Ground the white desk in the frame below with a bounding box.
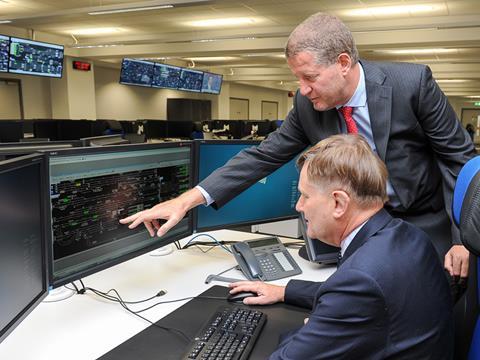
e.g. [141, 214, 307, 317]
[0, 230, 336, 360]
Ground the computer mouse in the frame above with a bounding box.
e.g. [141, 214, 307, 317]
[227, 291, 258, 303]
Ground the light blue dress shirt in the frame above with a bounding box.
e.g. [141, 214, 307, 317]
[337, 63, 400, 207]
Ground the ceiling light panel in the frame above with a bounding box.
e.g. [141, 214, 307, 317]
[374, 48, 459, 55]
[88, 5, 173, 15]
[186, 17, 257, 27]
[344, 4, 443, 17]
[68, 28, 124, 36]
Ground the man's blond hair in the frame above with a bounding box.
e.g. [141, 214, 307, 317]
[297, 134, 388, 208]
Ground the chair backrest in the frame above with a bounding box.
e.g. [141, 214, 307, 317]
[453, 156, 480, 256]
[452, 156, 480, 360]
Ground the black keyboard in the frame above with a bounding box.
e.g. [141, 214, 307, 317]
[183, 306, 266, 360]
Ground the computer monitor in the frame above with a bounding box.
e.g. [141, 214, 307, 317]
[0, 121, 23, 142]
[58, 120, 95, 140]
[0, 141, 83, 161]
[152, 63, 182, 89]
[298, 212, 339, 264]
[178, 68, 203, 92]
[46, 142, 194, 288]
[119, 58, 154, 87]
[142, 120, 168, 139]
[9, 37, 64, 78]
[201, 72, 223, 94]
[194, 140, 300, 231]
[167, 120, 195, 139]
[0, 34, 9, 73]
[33, 119, 60, 141]
[0, 154, 50, 343]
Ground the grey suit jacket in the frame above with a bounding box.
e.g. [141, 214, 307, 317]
[199, 60, 475, 247]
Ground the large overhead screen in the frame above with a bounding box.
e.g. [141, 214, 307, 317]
[9, 37, 64, 78]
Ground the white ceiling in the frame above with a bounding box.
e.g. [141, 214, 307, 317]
[1, 0, 480, 103]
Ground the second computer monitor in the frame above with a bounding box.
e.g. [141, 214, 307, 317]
[194, 140, 300, 231]
[0, 154, 50, 343]
[46, 142, 194, 288]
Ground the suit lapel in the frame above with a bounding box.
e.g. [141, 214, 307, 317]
[340, 209, 392, 265]
[361, 60, 392, 162]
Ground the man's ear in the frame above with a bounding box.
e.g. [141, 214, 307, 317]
[332, 190, 350, 219]
[337, 53, 352, 75]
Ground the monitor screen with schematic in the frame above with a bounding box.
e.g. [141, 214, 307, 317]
[0, 154, 50, 344]
[46, 142, 194, 288]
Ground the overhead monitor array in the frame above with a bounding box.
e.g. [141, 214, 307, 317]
[0, 35, 64, 78]
[119, 58, 223, 94]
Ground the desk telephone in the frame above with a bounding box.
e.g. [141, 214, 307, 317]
[231, 237, 302, 281]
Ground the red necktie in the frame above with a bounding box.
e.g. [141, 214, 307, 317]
[339, 106, 358, 134]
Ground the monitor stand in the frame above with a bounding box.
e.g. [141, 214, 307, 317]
[43, 286, 76, 302]
[149, 244, 174, 256]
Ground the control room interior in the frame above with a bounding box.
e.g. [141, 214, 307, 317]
[1, 1, 480, 360]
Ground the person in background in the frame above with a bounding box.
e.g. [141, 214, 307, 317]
[120, 12, 475, 294]
[231, 134, 453, 359]
[466, 123, 475, 142]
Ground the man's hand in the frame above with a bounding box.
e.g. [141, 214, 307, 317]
[229, 281, 286, 305]
[444, 244, 470, 279]
[119, 188, 205, 237]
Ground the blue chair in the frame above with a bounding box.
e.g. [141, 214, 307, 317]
[452, 156, 480, 359]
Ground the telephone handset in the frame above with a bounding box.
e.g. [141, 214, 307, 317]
[231, 236, 302, 281]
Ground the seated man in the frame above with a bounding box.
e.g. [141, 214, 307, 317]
[230, 134, 453, 359]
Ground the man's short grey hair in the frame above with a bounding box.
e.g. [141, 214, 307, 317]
[285, 12, 359, 65]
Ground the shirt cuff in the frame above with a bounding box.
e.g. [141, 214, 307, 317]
[195, 185, 214, 206]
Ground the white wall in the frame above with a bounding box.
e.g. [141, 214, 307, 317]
[0, 73, 52, 119]
[94, 65, 291, 120]
[229, 83, 290, 120]
[94, 65, 228, 120]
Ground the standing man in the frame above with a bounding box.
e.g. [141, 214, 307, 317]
[121, 12, 475, 284]
[230, 135, 453, 359]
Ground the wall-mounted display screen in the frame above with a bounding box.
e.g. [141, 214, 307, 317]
[152, 63, 182, 89]
[0, 35, 9, 73]
[119, 58, 154, 87]
[9, 37, 64, 78]
[201, 72, 223, 94]
[178, 68, 203, 92]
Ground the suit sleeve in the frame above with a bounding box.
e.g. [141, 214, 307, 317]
[198, 92, 309, 208]
[416, 66, 476, 244]
[269, 269, 388, 360]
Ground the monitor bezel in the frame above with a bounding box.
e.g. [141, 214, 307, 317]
[200, 71, 223, 95]
[45, 141, 195, 288]
[8, 36, 64, 78]
[193, 139, 299, 233]
[0, 34, 10, 73]
[0, 140, 84, 160]
[0, 153, 50, 344]
[119, 58, 155, 88]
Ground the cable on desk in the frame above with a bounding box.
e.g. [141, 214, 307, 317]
[181, 233, 233, 253]
[79, 285, 193, 343]
[133, 295, 227, 314]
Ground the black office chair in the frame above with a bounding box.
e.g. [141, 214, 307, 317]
[452, 156, 480, 359]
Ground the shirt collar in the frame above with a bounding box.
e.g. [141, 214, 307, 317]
[340, 220, 367, 257]
[337, 62, 367, 109]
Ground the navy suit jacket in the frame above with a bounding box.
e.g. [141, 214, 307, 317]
[198, 61, 475, 254]
[268, 209, 453, 360]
